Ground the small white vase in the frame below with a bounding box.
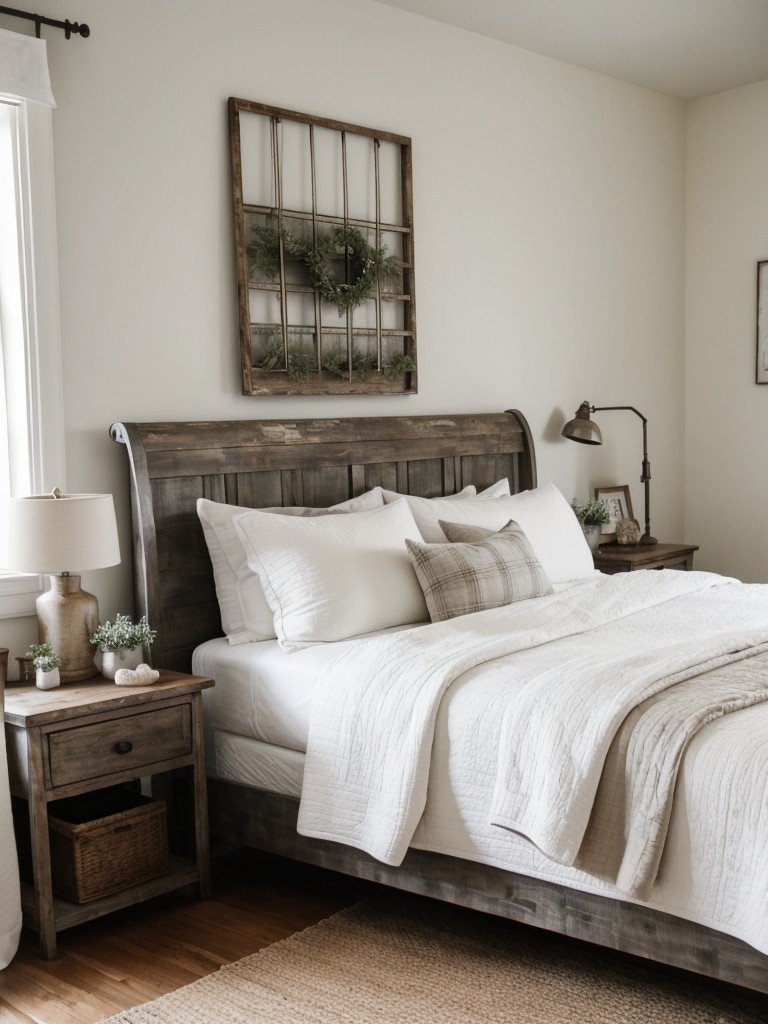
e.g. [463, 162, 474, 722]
[101, 647, 143, 680]
[36, 666, 60, 690]
[582, 523, 601, 551]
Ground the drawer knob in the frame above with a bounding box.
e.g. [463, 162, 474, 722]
[114, 740, 133, 755]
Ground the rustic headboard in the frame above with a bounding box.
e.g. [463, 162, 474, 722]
[110, 411, 536, 672]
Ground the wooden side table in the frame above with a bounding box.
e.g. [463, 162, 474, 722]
[593, 542, 699, 575]
[4, 671, 214, 959]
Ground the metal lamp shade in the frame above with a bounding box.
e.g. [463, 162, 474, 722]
[561, 402, 602, 445]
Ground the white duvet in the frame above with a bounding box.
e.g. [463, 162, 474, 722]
[298, 570, 768, 953]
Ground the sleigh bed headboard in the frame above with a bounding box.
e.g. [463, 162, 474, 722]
[109, 410, 536, 672]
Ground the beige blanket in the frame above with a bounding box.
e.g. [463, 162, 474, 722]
[575, 649, 768, 898]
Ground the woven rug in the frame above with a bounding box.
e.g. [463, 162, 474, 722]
[99, 895, 766, 1023]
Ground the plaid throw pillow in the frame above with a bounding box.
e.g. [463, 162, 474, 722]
[405, 519, 553, 623]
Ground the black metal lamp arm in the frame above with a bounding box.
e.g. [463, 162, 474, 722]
[590, 405, 655, 544]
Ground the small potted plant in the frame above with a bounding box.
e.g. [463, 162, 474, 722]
[89, 613, 157, 680]
[26, 642, 62, 690]
[571, 498, 611, 551]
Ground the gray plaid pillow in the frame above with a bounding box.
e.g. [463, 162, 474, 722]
[405, 519, 553, 623]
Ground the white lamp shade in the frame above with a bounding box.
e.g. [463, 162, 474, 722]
[4, 492, 120, 573]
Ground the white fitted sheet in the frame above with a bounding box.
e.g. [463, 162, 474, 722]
[193, 624, 418, 752]
[193, 636, 321, 751]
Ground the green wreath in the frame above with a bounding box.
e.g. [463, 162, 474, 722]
[304, 226, 399, 315]
[248, 222, 400, 316]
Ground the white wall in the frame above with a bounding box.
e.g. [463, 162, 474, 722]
[686, 80, 768, 582]
[0, 0, 686, 670]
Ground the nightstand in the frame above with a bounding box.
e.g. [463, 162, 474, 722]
[4, 671, 214, 959]
[593, 542, 699, 574]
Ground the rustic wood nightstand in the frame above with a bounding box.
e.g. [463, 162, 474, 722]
[4, 671, 214, 959]
[593, 542, 699, 575]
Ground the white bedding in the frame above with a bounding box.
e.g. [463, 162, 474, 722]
[196, 571, 768, 955]
[194, 623, 414, 752]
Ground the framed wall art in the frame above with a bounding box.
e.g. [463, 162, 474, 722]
[595, 485, 633, 540]
[229, 98, 417, 396]
[757, 260, 768, 384]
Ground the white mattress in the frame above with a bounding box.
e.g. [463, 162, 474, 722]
[194, 636, 323, 752]
[193, 623, 417, 752]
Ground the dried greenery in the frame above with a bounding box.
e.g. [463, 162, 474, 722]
[323, 347, 376, 382]
[89, 613, 156, 653]
[258, 337, 317, 381]
[286, 344, 317, 381]
[248, 221, 401, 315]
[246, 220, 308, 280]
[26, 642, 61, 672]
[384, 352, 416, 380]
[571, 498, 611, 526]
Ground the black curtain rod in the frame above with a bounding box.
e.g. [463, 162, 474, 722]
[0, 4, 89, 38]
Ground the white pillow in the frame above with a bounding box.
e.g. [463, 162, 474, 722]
[233, 500, 428, 652]
[392, 484, 596, 584]
[381, 479, 509, 504]
[197, 488, 385, 644]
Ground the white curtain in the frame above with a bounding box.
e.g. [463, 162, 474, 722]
[0, 27, 55, 970]
[0, 27, 56, 107]
[0, 28, 56, 508]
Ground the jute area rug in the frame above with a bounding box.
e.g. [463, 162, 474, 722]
[99, 895, 766, 1023]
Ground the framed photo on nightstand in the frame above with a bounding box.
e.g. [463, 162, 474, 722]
[595, 485, 633, 541]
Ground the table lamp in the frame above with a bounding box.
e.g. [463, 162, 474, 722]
[4, 489, 120, 681]
[561, 401, 657, 546]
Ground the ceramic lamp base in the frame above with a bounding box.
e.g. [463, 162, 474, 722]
[36, 574, 100, 682]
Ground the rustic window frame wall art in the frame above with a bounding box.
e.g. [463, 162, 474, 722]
[229, 98, 417, 396]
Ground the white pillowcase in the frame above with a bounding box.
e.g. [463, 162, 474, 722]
[197, 488, 385, 645]
[233, 500, 428, 652]
[391, 483, 596, 584]
[381, 478, 510, 504]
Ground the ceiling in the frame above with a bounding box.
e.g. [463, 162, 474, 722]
[374, 0, 768, 100]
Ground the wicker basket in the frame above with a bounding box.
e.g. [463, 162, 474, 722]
[49, 789, 168, 903]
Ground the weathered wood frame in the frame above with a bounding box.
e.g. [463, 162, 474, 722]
[110, 411, 768, 995]
[230, 99, 416, 396]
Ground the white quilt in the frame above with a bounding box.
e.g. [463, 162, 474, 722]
[298, 571, 768, 944]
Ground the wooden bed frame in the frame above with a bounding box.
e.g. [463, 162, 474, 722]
[111, 410, 768, 995]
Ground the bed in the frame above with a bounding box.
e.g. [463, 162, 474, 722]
[111, 410, 768, 994]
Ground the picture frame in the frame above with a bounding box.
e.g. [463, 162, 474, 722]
[757, 260, 768, 384]
[594, 485, 634, 541]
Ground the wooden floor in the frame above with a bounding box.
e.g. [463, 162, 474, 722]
[1, 850, 766, 1024]
[0, 850, 361, 1024]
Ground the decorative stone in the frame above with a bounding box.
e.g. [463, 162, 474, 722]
[114, 663, 160, 687]
[615, 518, 642, 546]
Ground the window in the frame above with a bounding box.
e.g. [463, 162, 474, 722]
[0, 44, 65, 618]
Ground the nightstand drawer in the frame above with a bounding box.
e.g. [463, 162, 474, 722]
[46, 704, 192, 789]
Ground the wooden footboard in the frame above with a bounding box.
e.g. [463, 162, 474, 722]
[208, 777, 768, 995]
